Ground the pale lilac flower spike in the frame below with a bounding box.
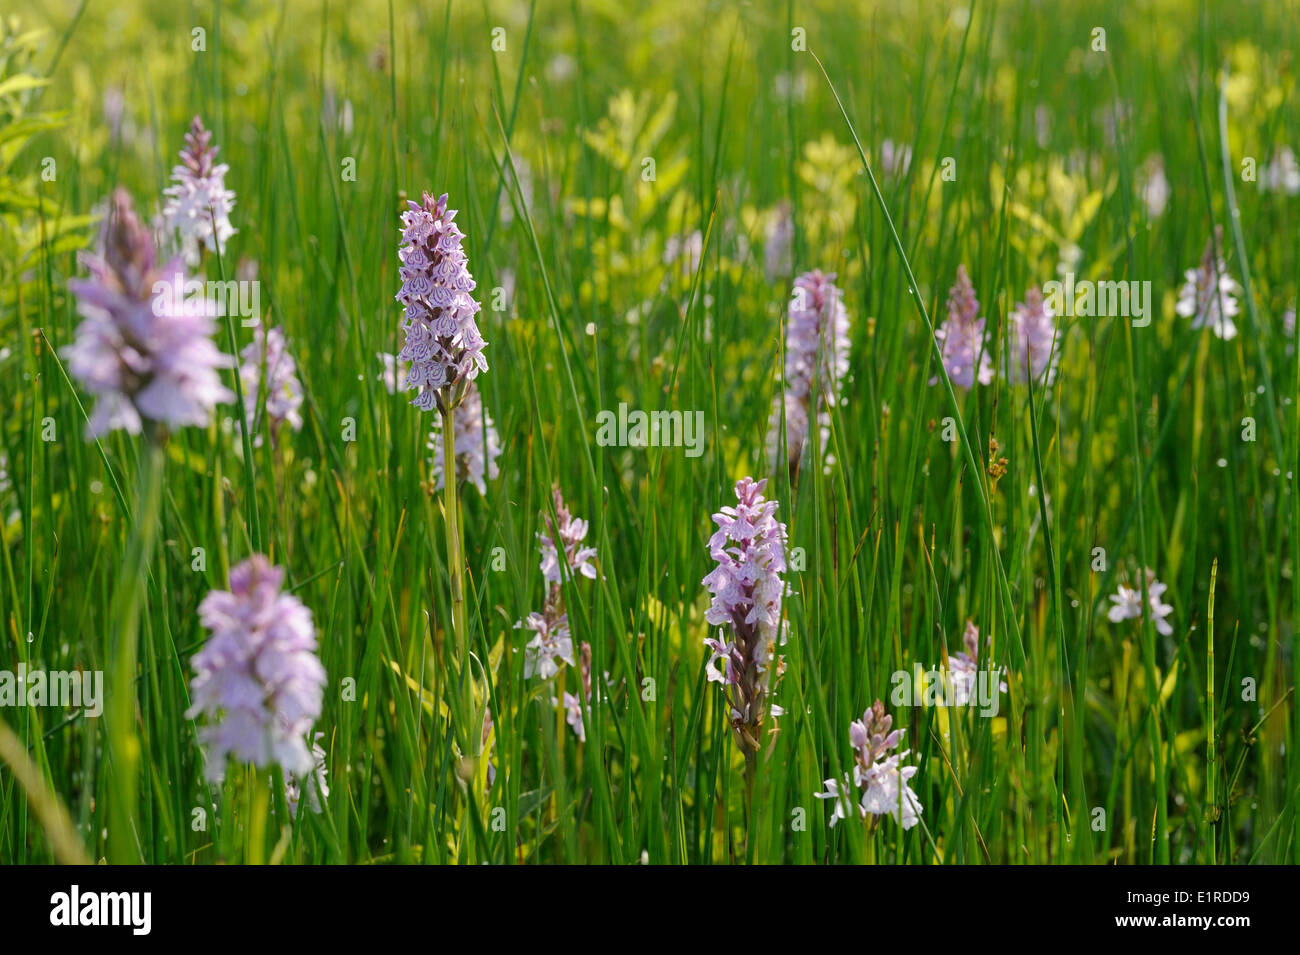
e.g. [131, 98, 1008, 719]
[1177, 229, 1240, 340]
[519, 489, 599, 680]
[239, 325, 304, 445]
[162, 115, 237, 266]
[1107, 568, 1174, 637]
[428, 379, 502, 495]
[933, 265, 993, 389]
[539, 489, 599, 586]
[767, 270, 851, 478]
[65, 188, 235, 439]
[817, 700, 923, 830]
[945, 620, 1007, 706]
[396, 192, 488, 412]
[814, 776, 854, 827]
[1005, 286, 1059, 387]
[186, 555, 327, 784]
[702, 476, 788, 755]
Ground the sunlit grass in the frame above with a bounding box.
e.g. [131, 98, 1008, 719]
[1, 0, 1297, 864]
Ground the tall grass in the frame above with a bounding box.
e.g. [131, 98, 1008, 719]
[1, 0, 1297, 864]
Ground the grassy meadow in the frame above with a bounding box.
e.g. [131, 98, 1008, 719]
[1, 0, 1298, 865]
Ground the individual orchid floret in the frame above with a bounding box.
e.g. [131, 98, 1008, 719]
[1176, 230, 1240, 340]
[702, 476, 788, 755]
[1004, 287, 1059, 387]
[767, 270, 852, 478]
[933, 265, 993, 389]
[395, 192, 488, 412]
[814, 775, 858, 827]
[186, 555, 327, 784]
[1107, 568, 1174, 637]
[65, 188, 235, 439]
[162, 115, 237, 266]
[239, 325, 303, 445]
[428, 379, 501, 494]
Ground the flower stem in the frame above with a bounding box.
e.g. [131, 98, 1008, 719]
[107, 434, 165, 864]
[441, 402, 476, 755]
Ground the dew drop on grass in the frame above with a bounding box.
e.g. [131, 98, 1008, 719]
[90, 480, 103, 494]
[1217, 458, 1227, 467]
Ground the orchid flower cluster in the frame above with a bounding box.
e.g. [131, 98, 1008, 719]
[944, 621, 1007, 706]
[933, 264, 994, 389]
[1003, 287, 1059, 387]
[66, 188, 234, 439]
[161, 115, 238, 266]
[186, 556, 328, 793]
[1176, 229, 1241, 340]
[395, 191, 489, 412]
[701, 477, 788, 756]
[816, 700, 923, 830]
[519, 488, 599, 681]
[1107, 568, 1175, 637]
[239, 325, 304, 446]
[767, 270, 851, 478]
